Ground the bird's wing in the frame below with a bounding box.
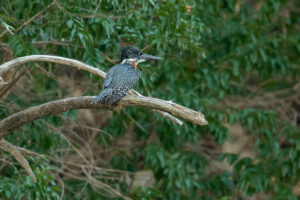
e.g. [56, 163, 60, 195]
[102, 67, 115, 89]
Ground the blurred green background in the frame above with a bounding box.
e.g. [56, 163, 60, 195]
[0, 0, 300, 199]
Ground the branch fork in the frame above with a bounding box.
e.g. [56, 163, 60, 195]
[0, 55, 207, 182]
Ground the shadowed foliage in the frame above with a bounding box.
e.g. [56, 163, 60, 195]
[0, 0, 300, 199]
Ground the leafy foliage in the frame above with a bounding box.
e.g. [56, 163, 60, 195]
[0, 164, 60, 200]
[0, 0, 300, 199]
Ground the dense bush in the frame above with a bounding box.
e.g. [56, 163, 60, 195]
[0, 0, 300, 199]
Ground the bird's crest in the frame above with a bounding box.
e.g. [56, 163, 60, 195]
[119, 45, 143, 63]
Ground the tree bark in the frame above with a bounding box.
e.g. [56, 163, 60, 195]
[0, 95, 207, 140]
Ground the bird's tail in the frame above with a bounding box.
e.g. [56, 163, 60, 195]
[91, 90, 107, 104]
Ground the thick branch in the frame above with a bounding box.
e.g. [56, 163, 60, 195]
[0, 96, 207, 140]
[0, 55, 183, 125]
[0, 55, 106, 78]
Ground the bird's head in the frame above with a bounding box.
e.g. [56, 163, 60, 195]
[119, 45, 162, 69]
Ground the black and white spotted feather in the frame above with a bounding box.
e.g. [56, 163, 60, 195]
[91, 64, 141, 105]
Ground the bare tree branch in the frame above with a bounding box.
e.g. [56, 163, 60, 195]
[0, 55, 184, 125]
[33, 40, 71, 47]
[0, 68, 26, 98]
[0, 96, 207, 140]
[0, 139, 38, 182]
[0, 55, 106, 78]
[0, 55, 207, 181]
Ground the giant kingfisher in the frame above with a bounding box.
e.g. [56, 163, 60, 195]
[91, 46, 162, 105]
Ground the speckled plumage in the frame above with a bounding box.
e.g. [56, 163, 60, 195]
[91, 45, 161, 105]
[91, 64, 141, 105]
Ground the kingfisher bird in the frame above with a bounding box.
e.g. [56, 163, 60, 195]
[91, 46, 162, 105]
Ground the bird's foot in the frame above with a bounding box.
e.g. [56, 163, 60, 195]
[91, 98, 99, 104]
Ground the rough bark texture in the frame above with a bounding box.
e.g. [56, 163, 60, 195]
[0, 95, 207, 139]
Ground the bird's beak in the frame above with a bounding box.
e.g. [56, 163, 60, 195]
[139, 54, 162, 61]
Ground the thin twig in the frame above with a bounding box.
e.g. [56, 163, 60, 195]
[0, 0, 57, 39]
[33, 40, 70, 47]
[0, 68, 26, 98]
[0, 139, 38, 182]
[103, 55, 118, 64]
